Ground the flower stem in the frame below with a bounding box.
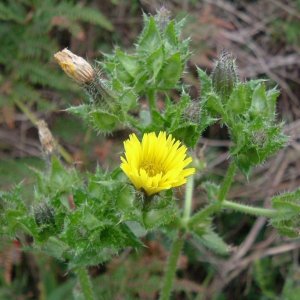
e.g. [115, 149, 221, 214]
[183, 175, 194, 224]
[218, 161, 237, 202]
[223, 200, 277, 218]
[147, 89, 156, 120]
[75, 267, 96, 300]
[159, 232, 185, 300]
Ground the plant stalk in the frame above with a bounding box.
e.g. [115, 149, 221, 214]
[75, 267, 96, 300]
[183, 175, 194, 224]
[159, 232, 185, 300]
[223, 200, 277, 218]
[218, 161, 237, 202]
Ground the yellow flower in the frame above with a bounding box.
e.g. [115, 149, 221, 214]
[120, 132, 195, 196]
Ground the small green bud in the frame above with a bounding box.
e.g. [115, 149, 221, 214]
[155, 6, 171, 31]
[34, 203, 55, 227]
[184, 101, 200, 123]
[212, 51, 238, 100]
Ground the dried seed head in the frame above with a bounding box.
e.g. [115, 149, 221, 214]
[37, 120, 56, 155]
[54, 48, 95, 84]
[212, 50, 238, 100]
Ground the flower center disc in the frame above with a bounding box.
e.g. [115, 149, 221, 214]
[141, 162, 163, 177]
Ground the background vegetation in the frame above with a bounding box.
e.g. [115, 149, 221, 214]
[1, 0, 300, 299]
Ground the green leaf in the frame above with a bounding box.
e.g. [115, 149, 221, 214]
[66, 104, 90, 121]
[116, 49, 139, 78]
[192, 227, 230, 256]
[42, 237, 69, 260]
[146, 46, 164, 82]
[120, 89, 137, 111]
[82, 212, 102, 231]
[250, 83, 268, 115]
[197, 68, 212, 96]
[271, 188, 300, 237]
[138, 16, 161, 53]
[226, 83, 252, 114]
[90, 110, 119, 132]
[266, 87, 280, 118]
[164, 20, 178, 48]
[272, 188, 300, 208]
[206, 92, 225, 116]
[158, 52, 182, 89]
[143, 204, 178, 229]
[171, 124, 200, 148]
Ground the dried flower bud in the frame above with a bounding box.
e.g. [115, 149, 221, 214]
[54, 48, 95, 84]
[34, 203, 55, 227]
[155, 6, 171, 31]
[212, 51, 238, 100]
[37, 120, 56, 155]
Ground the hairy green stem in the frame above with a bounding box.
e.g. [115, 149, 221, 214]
[183, 175, 194, 224]
[218, 161, 237, 202]
[223, 200, 277, 218]
[188, 202, 222, 228]
[75, 267, 95, 300]
[159, 232, 185, 300]
[147, 89, 156, 120]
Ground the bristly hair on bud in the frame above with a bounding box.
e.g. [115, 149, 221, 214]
[34, 203, 55, 227]
[37, 120, 56, 156]
[184, 101, 201, 124]
[211, 50, 238, 100]
[54, 48, 95, 84]
[155, 6, 171, 31]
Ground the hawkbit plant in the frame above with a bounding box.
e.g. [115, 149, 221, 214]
[0, 9, 299, 300]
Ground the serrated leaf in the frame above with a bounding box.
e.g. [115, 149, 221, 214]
[206, 92, 225, 116]
[226, 83, 252, 114]
[146, 46, 164, 82]
[143, 205, 177, 229]
[42, 237, 69, 260]
[164, 20, 178, 47]
[138, 16, 161, 53]
[120, 89, 137, 111]
[171, 124, 200, 148]
[250, 83, 267, 115]
[197, 68, 212, 96]
[66, 104, 89, 120]
[90, 110, 119, 132]
[192, 227, 230, 256]
[116, 49, 139, 78]
[158, 52, 182, 89]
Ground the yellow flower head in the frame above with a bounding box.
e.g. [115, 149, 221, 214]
[120, 132, 195, 196]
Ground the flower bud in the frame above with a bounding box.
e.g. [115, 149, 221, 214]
[54, 48, 95, 84]
[34, 203, 55, 227]
[184, 101, 200, 123]
[212, 51, 238, 100]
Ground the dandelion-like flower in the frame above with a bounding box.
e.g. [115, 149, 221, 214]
[120, 132, 195, 196]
